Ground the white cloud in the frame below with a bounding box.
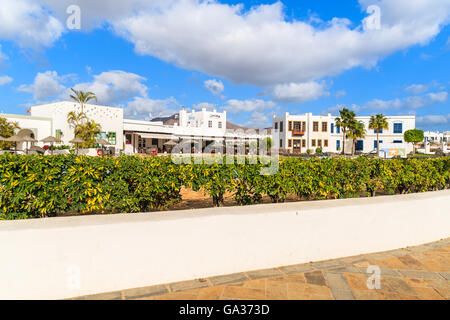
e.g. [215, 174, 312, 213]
[222, 99, 276, 114]
[204, 79, 224, 96]
[405, 84, 429, 95]
[335, 90, 347, 98]
[70, 70, 148, 105]
[193, 102, 216, 110]
[270, 81, 329, 103]
[125, 96, 179, 120]
[18, 70, 150, 107]
[18, 71, 66, 101]
[326, 91, 448, 115]
[416, 114, 450, 127]
[368, 91, 448, 110]
[0, 76, 13, 86]
[4, 0, 450, 94]
[0, 0, 64, 48]
[111, 0, 450, 87]
[244, 111, 271, 128]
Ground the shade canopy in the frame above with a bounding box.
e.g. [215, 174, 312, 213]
[138, 133, 177, 140]
[41, 136, 62, 143]
[22, 136, 38, 143]
[97, 139, 110, 145]
[208, 141, 224, 148]
[69, 138, 86, 144]
[164, 140, 178, 146]
[5, 135, 24, 142]
[30, 146, 45, 154]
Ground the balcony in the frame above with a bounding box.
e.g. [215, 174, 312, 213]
[292, 129, 305, 136]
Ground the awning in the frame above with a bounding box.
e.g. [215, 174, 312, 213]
[137, 133, 178, 140]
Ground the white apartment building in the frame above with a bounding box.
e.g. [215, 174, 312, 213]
[424, 131, 450, 144]
[272, 113, 416, 154]
[1, 102, 267, 154]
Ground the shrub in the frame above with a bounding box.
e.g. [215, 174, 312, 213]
[0, 154, 448, 220]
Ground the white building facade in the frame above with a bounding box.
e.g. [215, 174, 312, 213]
[273, 113, 416, 154]
[1, 102, 267, 154]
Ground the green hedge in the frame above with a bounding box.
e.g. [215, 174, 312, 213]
[0, 154, 449, 220]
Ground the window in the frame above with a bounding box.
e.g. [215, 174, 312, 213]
[313, 122, 319, 132]
[312, 139, 316, 147]
[331, 123, 334, 134]
[393, 140, 403, 144]
[393, 123, 403, 134]
[318, 140, 322, 147]
[288, 140, 292, 148]
[125, 134, 132, 144]
[138, 137, 146, 148]
[208, 121, 213, 128]
[302, 121, 306, 132]
[374, 129, 383, 134]
[322, 122, 328, 132]
[152, 139, 158, 146]
[336, 140, 341, 151]
[374, 140, 383, 149]
[274, 122, 278, 130]
[324, 140, 328, 147]
[355, 140, 364, 151]
[107, 132, 117, 145]
[280, 139, 283, 148]
[337, 126, 341, 134]
[289, 121, 293, 131]
[218, 122, 222, 129]
[55, 129, 62, 139]
[302, 140, 306, 148]
[280, 121, 284, 132]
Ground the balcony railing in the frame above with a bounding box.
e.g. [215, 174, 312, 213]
[292, 129, 305, 136]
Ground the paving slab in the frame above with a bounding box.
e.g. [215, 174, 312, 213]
[73, 238, 450, 300]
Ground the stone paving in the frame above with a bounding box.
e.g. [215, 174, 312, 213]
[74, 238, 450, 300]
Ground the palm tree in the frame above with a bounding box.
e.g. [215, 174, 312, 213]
[347, 121, 366, 156]
[77, 120, 101, 148]
[67, 111, 87, 129]
[70, 88, 98, 114]
[335, 108, 356, 154]
[0, 116, 20, 150]
[369, 114, 388, 155]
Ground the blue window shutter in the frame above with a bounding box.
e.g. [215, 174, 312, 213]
[394, 123, 403, 134]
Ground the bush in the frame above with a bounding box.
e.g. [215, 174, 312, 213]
[315, 147, 323, 154]
[0, 154, 448, 220]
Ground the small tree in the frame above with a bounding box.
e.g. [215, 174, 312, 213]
[76, 120, 102, 148]
[0, 116, 20, 150]
[404, 129, 424, 154]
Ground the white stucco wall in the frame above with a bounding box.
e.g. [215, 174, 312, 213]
[0, 114, 53, 148]
[31, 102, 124, 149]
[0, 190, 448, 300]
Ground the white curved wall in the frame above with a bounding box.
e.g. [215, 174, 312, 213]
[0, 190, 449, 299]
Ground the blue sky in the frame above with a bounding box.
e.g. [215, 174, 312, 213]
[0, 0, 449, 130]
